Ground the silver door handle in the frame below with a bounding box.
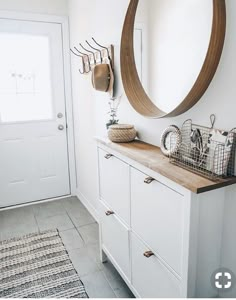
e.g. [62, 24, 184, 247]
[58, 125, 64, 131]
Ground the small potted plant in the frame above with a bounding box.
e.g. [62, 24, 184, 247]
[106, 95, 137, 143]
[106, 95, 122, 129]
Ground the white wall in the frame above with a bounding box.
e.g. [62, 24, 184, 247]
[0, 0, 68, 15]
[69, 0, 236, 293]
[68, 0, 100, 215]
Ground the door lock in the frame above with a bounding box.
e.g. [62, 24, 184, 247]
[57, 113, 63, 118]
[58, 125, 64, 131]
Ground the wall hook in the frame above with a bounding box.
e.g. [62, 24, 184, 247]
[79, 43, 96, 65]
[74, 47, 91, 73]
[86, 40, 103, 63]
[92, 37, 111, 60]
[70, 49, 87, 74]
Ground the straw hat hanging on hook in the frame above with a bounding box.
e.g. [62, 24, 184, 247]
[92, 61, 114, 96]
[90, 38, 114, 97]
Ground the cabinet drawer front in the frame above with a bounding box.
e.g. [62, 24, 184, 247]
[98, 148, 130, 224]
[131, 233, 181, 298]
[131, 167, 184, 276]
[100, 201, 130, 279]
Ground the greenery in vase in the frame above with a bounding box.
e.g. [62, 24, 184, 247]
[106, 95, 122, 129]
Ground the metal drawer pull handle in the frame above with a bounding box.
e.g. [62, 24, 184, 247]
[144, 177, 155, 184]
[105, 154, 113, 159]
[143, 251, 154, 258]
[105, 210, 115, 216]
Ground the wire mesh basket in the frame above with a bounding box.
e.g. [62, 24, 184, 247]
[170, 117, 236, 180]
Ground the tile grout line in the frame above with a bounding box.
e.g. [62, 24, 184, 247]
[100, 269, 119, 298]
[63, 206, 112, 284]
[80, 270, 118, 299]
[65, 210, 86, 243]
[100, 272, 118, 298]
[62, 203, 113, 285]
[33, 213, 40, 234]
[33, 202, 70, 222]
[63, 205, 97, 237]
[62, 209, 114, 296]
[75, 221, 97, 228]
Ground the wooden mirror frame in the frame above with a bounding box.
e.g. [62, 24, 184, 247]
[120, 0, 226, 118]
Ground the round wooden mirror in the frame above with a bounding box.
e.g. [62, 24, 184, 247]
[120, 0, 226, 118]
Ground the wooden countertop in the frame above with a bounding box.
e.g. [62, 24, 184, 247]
[96, 138, 236, 194]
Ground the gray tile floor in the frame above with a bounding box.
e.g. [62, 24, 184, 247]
[0, 197, 134, 298]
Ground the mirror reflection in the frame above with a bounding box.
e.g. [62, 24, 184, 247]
[134, 0, 213, 113]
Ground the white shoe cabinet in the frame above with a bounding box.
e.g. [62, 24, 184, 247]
[97, 138, 236, 298]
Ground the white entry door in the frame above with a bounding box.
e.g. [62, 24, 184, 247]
[0, 18, 71, 207]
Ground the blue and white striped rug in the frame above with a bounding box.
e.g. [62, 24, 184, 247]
[0, 229, 88, 298]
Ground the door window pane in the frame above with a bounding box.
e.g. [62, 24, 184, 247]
[0, 33, 53, 122]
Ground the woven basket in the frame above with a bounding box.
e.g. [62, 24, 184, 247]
[108, 124, 137, 143]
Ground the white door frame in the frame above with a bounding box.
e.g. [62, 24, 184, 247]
[0, 11, 77, 197]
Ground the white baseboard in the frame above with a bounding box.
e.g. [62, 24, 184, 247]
[76, 189, 100, 223]
[0, 195, 72, 212]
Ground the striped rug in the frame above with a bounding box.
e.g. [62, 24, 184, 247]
[0, 229, 88, 298]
